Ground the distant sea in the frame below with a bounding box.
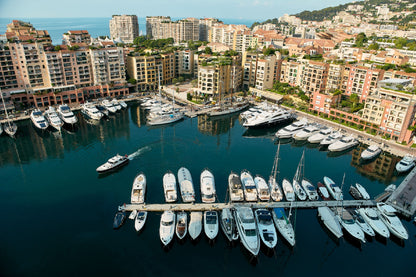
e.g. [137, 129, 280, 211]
[0, 17, 257, 45]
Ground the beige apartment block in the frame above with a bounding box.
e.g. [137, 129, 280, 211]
[325, 63, 344, 93]
[89, 47, 126, 85]
[300, 61, 329, 95]
[146, 17, 199, 43]
[175, 49, 196, 76]
[242, 52, 278, 91]
[279, 59, 304, 87]
[199, 18, 221, 41]
[62, 30, 91, 46]
[146, 16, 171, 39]
[109, 15, 139, 44]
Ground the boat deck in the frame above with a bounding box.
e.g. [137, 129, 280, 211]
[119, 199, 375, 212]
[386, 167, 416, 218]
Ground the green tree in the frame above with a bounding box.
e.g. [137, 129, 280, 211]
[204, 47, 212, 55]
[263, 48, 276, 56]
[368, 42, 379, 50]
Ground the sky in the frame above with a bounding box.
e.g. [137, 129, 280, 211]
[0, 0, 353, 21]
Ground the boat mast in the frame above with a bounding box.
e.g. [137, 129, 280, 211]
[271, 141, 281, 181]
[157, 67, 162, 102]
[0, 88, 12, 129]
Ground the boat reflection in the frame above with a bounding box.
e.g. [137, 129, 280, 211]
[197, 114, 239, 136]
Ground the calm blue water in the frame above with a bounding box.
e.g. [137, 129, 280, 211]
[0, 17, 256, 45]
[0, 103, 414, 276]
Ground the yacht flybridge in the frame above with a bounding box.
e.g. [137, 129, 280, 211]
[30, 109, 49, 130]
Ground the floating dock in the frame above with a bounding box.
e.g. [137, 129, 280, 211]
[386, 167, 416, 218]
[119, 199, 376, 212]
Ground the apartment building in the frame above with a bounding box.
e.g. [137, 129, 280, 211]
[309, 91, 341, 114]
[325, 63, 344, 93]
[279, 59, 303, 87]
[199, 18, 221, 41]
[146, 16, 171, 39]
[175, 49, 196, 76]
[341, 65, 384, 102]
[5, 20, 52, 46]
[145, 17, 199, 43]
[301, 61, 329, 95]
[242, 52, 278, 91]
[109, 15, 139, 44]
[209, 24, 251, 53]
[62, 30, 91, 46]
[89, 47, 126, 85]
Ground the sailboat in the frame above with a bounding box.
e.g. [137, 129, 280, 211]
[268, 142, 284, 202]
[292, 151, 307, 201]
[0, 89, 17, 137]
[272, 207, 296, 246]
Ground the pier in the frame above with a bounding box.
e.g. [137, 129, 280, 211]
[386, 167, 416, 218]
[119, 199, 376, 212]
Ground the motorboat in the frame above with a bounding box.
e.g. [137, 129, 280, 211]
[81, 102, 103, 120]
[131, 173, 146, 204]
[328, 136, 359, 152]
[275, 119, 308, 139]
[234, 207, 260, 256]
[361, 144, 382, 160]
[349, 185, 363, 200]
[272, 208, 296, 246]
[129, 209, 137, 220]
[220, 208, 239, 242]
[57, 104, 78, 125]
[96, 154, 129, 173]
[282, 178, 295, 201]
[353, 210, 375, 237]
[113, 211, 126, 229]
[44, 106, 64, 131]
[208, 102, 249, 117]
[177, 167, 195, 203]
[301, 179, 319, 201]
[254, 175, 270, 201]
[292, 179, 307, 201]
[134, 211, 148, 232]
[317, 182, 331, 200]
[376, 203, 408, 240]
[176, 212, 188, 240]
[292, 151, 307, 201]
[357, 208, 390, 238]
[307, 128, 332, 143]
[354, 183, 370, 200]
[96, 103, 109, 117]
[119, 100, 128, 109]
[317, 207, 343, 239]
[396, 154, 416, 173]
[3, 121, 17, 137]
[320, 131, 343, 146]
[101, 99, 117, 114]
[334, 207, 366, 243]
[323, 176, 343, 201]
[242, 108, 294, 128]
[269, 176, 283, 202]
[228, 172, 244, 202]
[147, 111, 184, 126]
[204, 211, 219, 240]
[159, 211, 176, 246]
[188, 212, 203, 240]
[111, 98, 122, 111]
[163, 171, 177, 203]
[30, 109, 49, 130]
[255, 209, 278, 249]
[293, 125, 321, 141]
[240, 170, 257, 201]
[200, 169, 216, 203]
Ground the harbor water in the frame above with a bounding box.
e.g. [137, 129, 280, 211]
[0, 102, 414, 276]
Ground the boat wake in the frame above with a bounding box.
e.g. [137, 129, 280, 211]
[128, 146, 151, 160]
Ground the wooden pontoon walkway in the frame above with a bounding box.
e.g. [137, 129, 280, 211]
[386, 166, 416, 218]
[119, 199, 376, 212]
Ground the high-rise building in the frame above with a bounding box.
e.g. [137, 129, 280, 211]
[109, 15, 139, 44]
[146, 16, 171, 39]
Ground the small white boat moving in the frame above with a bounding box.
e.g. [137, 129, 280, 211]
[159, 211, 175, 246]
[228, 172, 244, 202]
[96, 154, 129, 173]
[361, 144, 381, 160]
[178, 167, 195, 203]
[317, 207, 343, 239]
[234, 207, 260, 256]
[376, 203, 408, 240]
[272, 208, 296, 246]
[358, 208, 390, 239]
[254, 175, 270, 201]
[396, 154, 416, 173]
[176, 212, 188, 240]
[163, 171, 177, 203]
[204, 211, 219, 240]
[255, 209, 278, 249]
[335, 207, 366, 243]
[188, 212, 203, 240]
[200, 169, 216, 203]
[240, 170, 257, 201]
[131, 173, 146, 204]
[220, 208, 239, 242]
[134, 211, 148, 232]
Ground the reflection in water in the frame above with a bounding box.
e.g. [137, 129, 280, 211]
[197, 114, 239, 136]
[350, 145, 401, 184]
[0, 110, 131, 167]
[130, 102, 146, 127]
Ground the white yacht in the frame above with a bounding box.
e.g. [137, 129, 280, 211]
[269, 176, 283, 202]
[208, 102, 249, 117]
[131, 173, 146, 204]
[176, 212, 187, 240]
[272, 208, 296, 246]
[81, 103, 103, 120]
[361, 144, 382, 160]
[101, 100, 117, 114]
[240, 170, 257, 201]
[234, 207, 260, 256]
[293, 125, 321, 141]
[354, 210, 375, 237]
[357, 208, 390, 238]
[320, 131, 343, 146]
[96, 154, 129, 173]
[204, 211, 219, 240]
[254, 175, 270, 201]
[30, 109, 49, 130]
[200, 169, 216, 203]
[119, 100, 128, 109]
[317, 207, 343, 239]
[134, 211, 147, 232]
[334, 207, 366, 243]
[292, 179, 307, 201]
[228, 172, 244, 202]
[159, 211, 175, 246]
[111, 98, 122, 111]
[58, 104, 78, 125]
[396, 154, 416, 173]
[220, 208, 239, 242]
[163, 171, 177, 203]
[328, 136, 359, 152]
[275, 119, 308, 139]
[354, 183, 370, 200]
[308, 128, 332, 143]
[282, 178, 295, 201]
[177, 167, 195, 203]
[255, 209, 278, 249]
[44, 106, 64, 131]
[376, 203, 408, 240]
[188, 212, 203, 240]
[242, 108, 294, 128]
[323, 176, 343, 201]
[147, 111, 184, 126]
[301, 179, 319, 201]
